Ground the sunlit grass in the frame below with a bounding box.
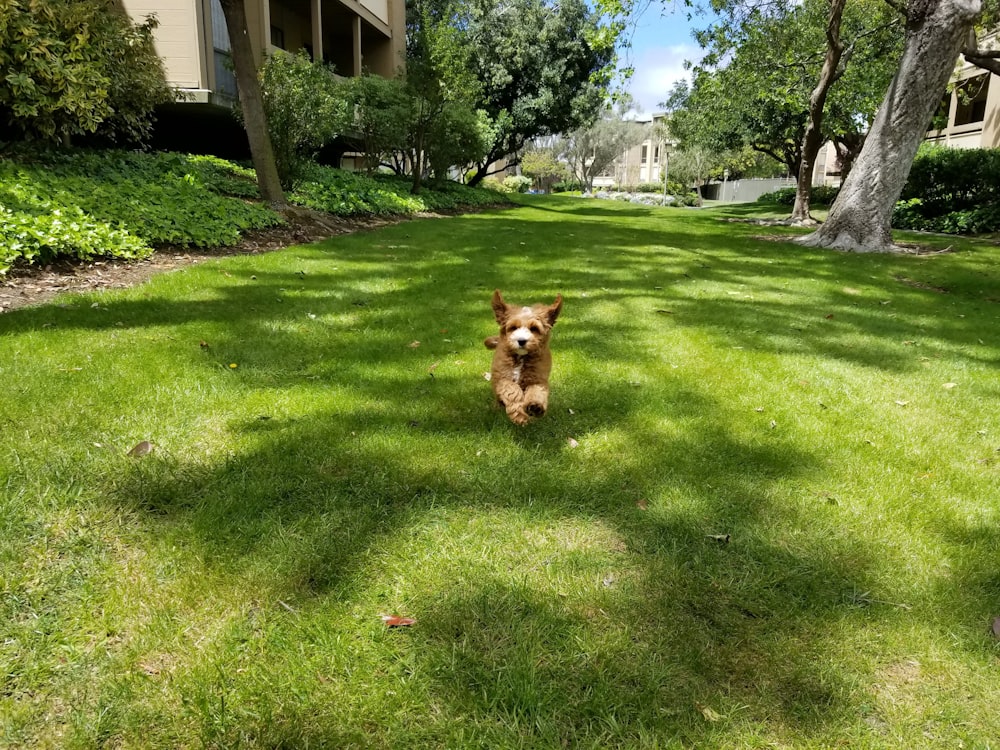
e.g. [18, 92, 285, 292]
[2, 196, 999, 748]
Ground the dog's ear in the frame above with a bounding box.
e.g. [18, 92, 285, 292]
[546, 294, 563, 326]
[492, 289, 509, 325]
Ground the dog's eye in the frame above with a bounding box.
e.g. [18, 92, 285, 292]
[529, 324, 541, 333]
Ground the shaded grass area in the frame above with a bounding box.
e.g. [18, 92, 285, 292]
[2, 196, 999, 747]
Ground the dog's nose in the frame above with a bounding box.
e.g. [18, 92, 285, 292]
[516, 338, 529, 348]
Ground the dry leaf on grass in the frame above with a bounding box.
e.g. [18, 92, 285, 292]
[991, 616, 1000, 640]
[696, 702, 723, 722]
[381, 614, 416, 628]
[128, 441, 153, 457]
[566, 437, 579, 448]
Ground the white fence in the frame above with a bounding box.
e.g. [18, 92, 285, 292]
[701, 177, 796, 203]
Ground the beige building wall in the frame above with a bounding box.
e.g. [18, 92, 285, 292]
[122, 0, 405, 103]
[122, 0, 207, 93]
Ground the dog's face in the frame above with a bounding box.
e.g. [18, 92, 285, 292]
[492, 289, 562, 356]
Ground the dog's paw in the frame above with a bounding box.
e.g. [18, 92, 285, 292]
[508, 407, 530, 426]
[524, 401, 546, 418]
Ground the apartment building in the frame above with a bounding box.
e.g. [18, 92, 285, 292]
[592, 113, 673, 189]
[121, 0, 406, 105]
[926, 33, 1000, 148]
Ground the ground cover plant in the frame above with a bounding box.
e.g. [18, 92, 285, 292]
[1, 196, 999, 747]
[0, 148, 506, 274]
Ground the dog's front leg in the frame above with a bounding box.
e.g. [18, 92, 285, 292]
[493, 378, 529, 425]
[522, 383, 550, 418]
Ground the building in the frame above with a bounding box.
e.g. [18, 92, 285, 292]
[592, 113, 673, 189]
[121, 0, 406, 104]
[926, 32, 1000, 149]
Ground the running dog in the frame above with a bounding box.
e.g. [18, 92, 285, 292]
[484, 289, 563, 425]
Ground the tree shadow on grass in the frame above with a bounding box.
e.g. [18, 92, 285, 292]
[3, 196, 998, 745]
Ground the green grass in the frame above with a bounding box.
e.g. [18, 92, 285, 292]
[2, 195, 999, 748]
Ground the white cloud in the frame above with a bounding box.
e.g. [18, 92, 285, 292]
[626, 43, 703, 115]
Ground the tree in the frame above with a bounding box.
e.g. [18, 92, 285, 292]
[520, 147, 569, 192]
[0, 0, 173, 145]
[799, 0, 982, 252]
[217, 0, 286, 208]
[672, 0, 901, 218]
[460, 0, 617, 185]
[249, 51, 349, 187]
[344, 75, 411, 173]
[558, 114, 647, 192]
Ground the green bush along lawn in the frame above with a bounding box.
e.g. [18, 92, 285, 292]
[1, 196, 999, 748]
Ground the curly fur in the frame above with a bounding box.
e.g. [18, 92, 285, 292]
[484, 289, 563, 425]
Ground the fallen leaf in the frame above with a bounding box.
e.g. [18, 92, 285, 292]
[706, 533, 731, 544]
[636, 498, 649, 510]
[895, 400, 909, 407]
[824, 314, 834, 319]
[229, 363, 238, 369]
[943, 382, 957, 389]
[483, 372, 492, 381]
[381, 615, 416, 627]
[992, 616, 1000, 639]
[769, 420, 777, 429]
[696, 702, 723, 722]
[567, 437, 580, 448]
[128, 441, 153, 458]
[408, 340, 421, 348]
[754, 407, 765, 413]
[199, 340, 209, 349]
[655, 309, 675, 314]
[429, 361, 440, 372]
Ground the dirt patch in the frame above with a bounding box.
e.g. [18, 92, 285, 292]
[0, 208, 476, 314]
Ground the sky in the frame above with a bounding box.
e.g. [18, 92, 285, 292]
[619, 2, 714, 115]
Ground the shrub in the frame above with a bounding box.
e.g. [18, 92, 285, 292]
[502, 175, 533, 193]
[893, 146, 1000, 234]
[756, 185, 839, 206]
[250, 51, 350, 187]
[290, 164, 506, 215]
[552, 180, 583, 193]
[0, 0, 173, 144]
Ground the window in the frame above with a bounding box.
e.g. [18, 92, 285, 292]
[653, 145, 660, 165]
[640, 145, 648, 165]
[270, 25, 285, 49]
[954, 74, 989, 126]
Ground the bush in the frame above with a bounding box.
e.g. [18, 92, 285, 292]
[0, 0, 173, 144]
[289, 164, 507, 216]
[552, 180, 583, 193]
[892, 146, 1000, 234]
[756, 185, 839, 205]
[502, 175, 533, 193]
[251, 51, 349, 187]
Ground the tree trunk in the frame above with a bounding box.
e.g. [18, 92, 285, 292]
[218, 0, 286, 208]
[798, 0, 981, 252]
[791, 0, 847, 223]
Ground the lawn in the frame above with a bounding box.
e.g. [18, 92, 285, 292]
[2, 195, 999, 748]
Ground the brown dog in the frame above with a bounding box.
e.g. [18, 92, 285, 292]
[485, 289, 563, 425]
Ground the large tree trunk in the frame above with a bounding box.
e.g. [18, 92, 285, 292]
[798, 0, 981, 252]
[791, 0, 847, 223]
[218, 0, 286, 208]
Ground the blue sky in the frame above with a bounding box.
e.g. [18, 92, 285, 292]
[618, 2, 714, 114]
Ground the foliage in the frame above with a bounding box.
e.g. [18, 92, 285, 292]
[758, 185, 840, 205]
[668, 0, 901, 177]
[0, 148, 283, 271]
[0, 0, 174, 144]
[289, 163, 506, 215]
[249, 51, 350, 188]
[416, 0, 616, 185]
[342, 75, 411, 173]
[889, 147, 1000, 234]
[559, 114, 647, 192]
[520, 148, 569, 191]
[502, 175, 533, 193]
